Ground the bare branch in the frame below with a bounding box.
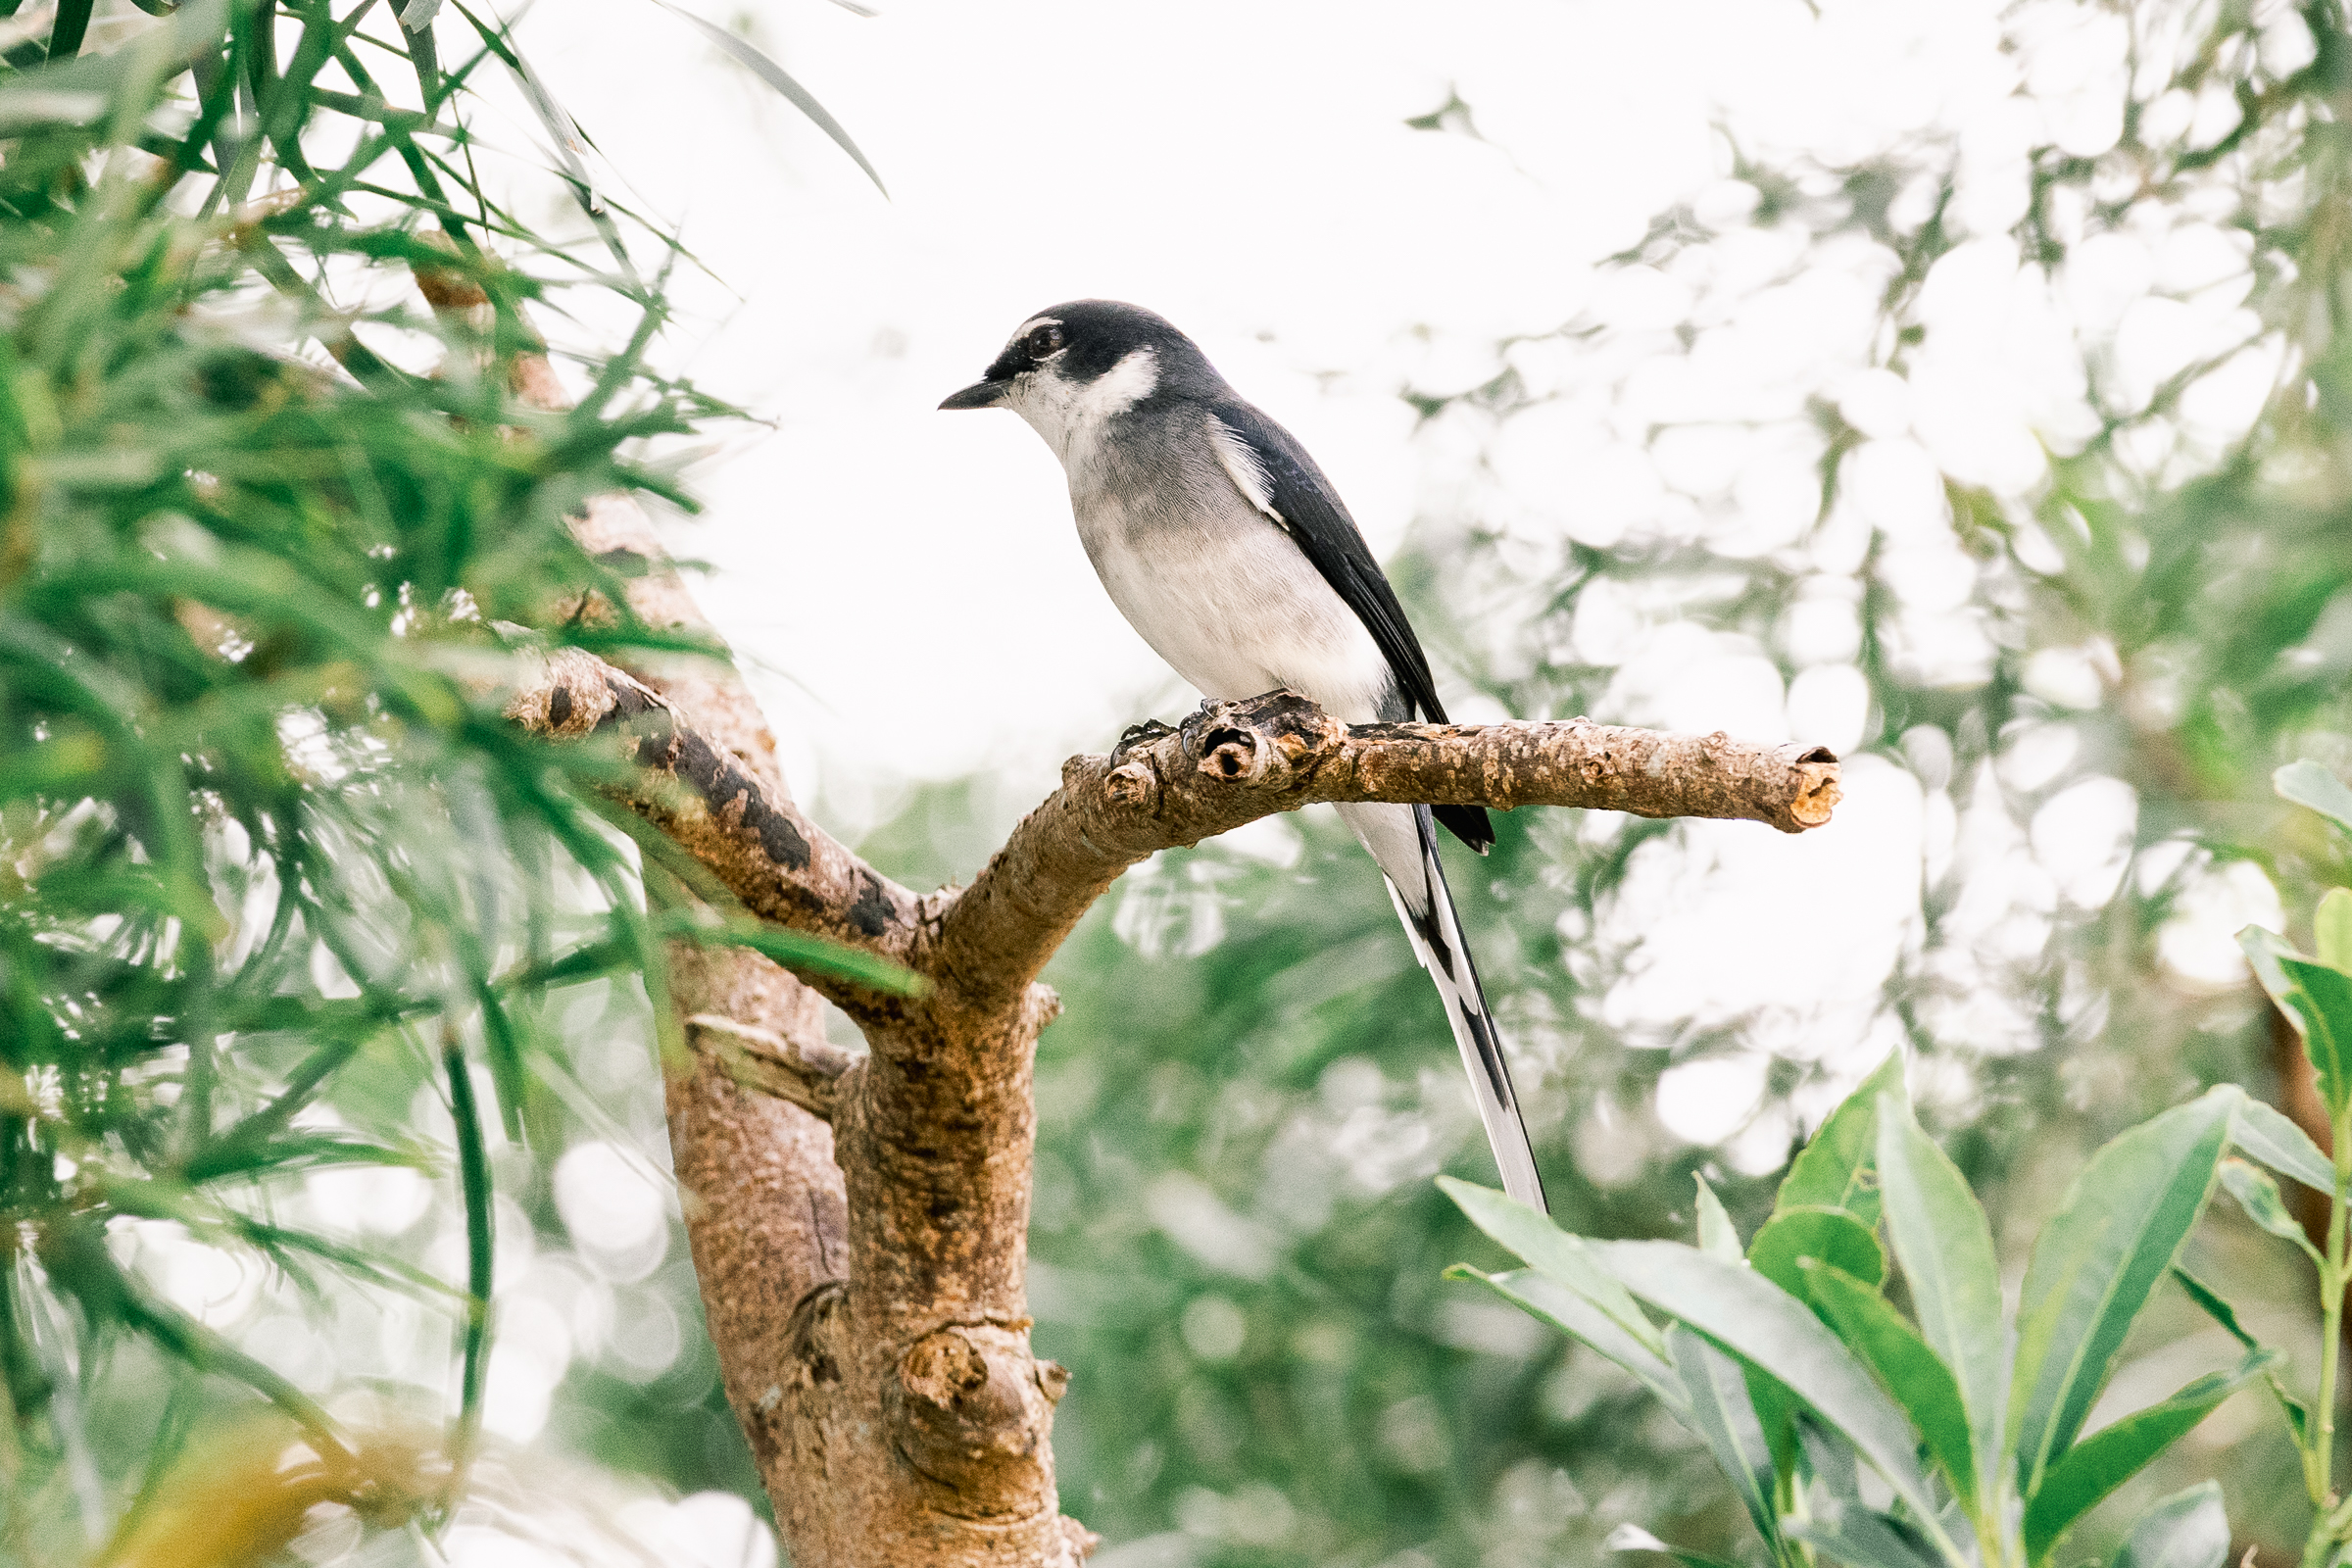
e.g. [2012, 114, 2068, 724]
[934, 690, 1842, 1008]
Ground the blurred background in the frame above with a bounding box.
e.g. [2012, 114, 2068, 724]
[8, 0, 2352, 1563]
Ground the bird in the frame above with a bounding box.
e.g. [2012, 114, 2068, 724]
[940, 300, 1547, 1214]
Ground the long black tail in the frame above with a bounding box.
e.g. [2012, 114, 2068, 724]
[1340, 802, 1548, 1212]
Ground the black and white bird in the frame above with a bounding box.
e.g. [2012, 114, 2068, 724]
[941, 300, 1547, 1213]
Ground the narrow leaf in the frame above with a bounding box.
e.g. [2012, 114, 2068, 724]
[1785, 1499, 1946, 1568]
[2278, 760, 2352, 833]
[2172, 1266, 2311, 1446]
[1693, 1175, 1740, 1260]
[1587, 1240, 1949, 1540]
[2232, 1097, 2335, 1195]
[2022, 1354, 2271, 1562]
[1877, 1093, 2006, 1521]
[2280, 957, 2352, 1117]
[2109, 1482, 2230, 1568]
[650, 0, 888, 196]
[1446, 1266, 1689, 1422]
[1668, 1325, 1782, 1552]
[1801, 1260, 1978, 1510]
[2240, 924, 2307, 1036]
[2219, 1157, 2323, 1265]
[1442, 1179, 1666, 1356]
[2008, 1087, 2237, 1494]
[1603, 1523, 1747, 1568]
[1776, 1050, 1905, 1225]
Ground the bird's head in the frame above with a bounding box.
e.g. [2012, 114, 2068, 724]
[940, 300, 1209, 456]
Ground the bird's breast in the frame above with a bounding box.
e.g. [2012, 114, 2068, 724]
[1067, 446, 1393, 722]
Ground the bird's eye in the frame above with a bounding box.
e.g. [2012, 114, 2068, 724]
[1026, 324, 1064, 357]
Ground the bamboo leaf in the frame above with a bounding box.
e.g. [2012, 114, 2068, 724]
[2008, 1087, 2238, 1496]
[2171, 1266, 2311, 1446]
[649, 0, 888, 196]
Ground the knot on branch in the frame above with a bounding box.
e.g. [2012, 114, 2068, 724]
[687, 1014, 853, 1119]
[888, 1324, 1059, 1515]
[1179, 690, 1345, 788]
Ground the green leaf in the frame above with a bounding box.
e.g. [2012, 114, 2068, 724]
[2022, 1353, 2271, 1563]
[1694, 1174, 1741, 1260]
[2319, 888, 2352, 972]
[661, 910, 929, 997]
[1668, 1325, 1783, 1552]
[1800, 1260, 1978, 1511]
[1587, 1240, 1948, 1543]
[2232, 1096, 2336, 1195]
[1876, 1094, 2005, 1521]
[2241, 924, 2308, 1036]
[1603, 1525, 1748, 1568]
[2108, 1482, 2230, 1568]
[2172, 1266, 2311, 1446]
[1747, 1206, 1886, 1298]
[2219, 1156, 2324, 1265]
[1442, 1178, 1666, 1357]
[1775, 1050, 1905, 1225]
[1446, 1267, 1689, 1422]
[2281, 957, 2352, 1117]
[2278, 760, 2352, 833]
[649, 0, 889, 197]
[1785, 1500, 1947, 1568]
[2009, 1087, 2237, 1496]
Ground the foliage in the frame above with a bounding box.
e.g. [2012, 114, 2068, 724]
[0, 1, 892, 1560]
[1445, 1055, 2277, 1568]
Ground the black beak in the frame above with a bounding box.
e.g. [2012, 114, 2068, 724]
[939, 379, 1006, 411]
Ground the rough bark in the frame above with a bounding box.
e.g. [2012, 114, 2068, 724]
[479, 293, 1843, 1566]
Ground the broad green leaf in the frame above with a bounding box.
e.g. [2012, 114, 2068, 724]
[1668, 1325, 1782, 1552]
[2232, 1096, 2335, 1195]
[1877, 1094, 2005, 1518]
[2022, 1353, 2271, 1563]
[1446, 1267, 1689, 1423]
[2278, 760, 2352, 833]
[2009, 1087, 2236, 1495]
[2319, 888, 2352, 972]
[2171, 1266, 2312, 1446]
[1801, 1261, 1977, 1511]
[1694, 1175, 1741, 1260]
[1588, 1240, 1948, 1542]
[1443, 1179, 1666, 1356]
[2219, 1157, 2323, 1265]
[1775, 1050, 1906, 1225]
[1785, 1500, 1947, 1568]
[2108, 1482, 2230, 1568]
[1747, 1206, 1886, 1298]
[649, 0, 889, 197]
[2281, 957, 2352, 1116]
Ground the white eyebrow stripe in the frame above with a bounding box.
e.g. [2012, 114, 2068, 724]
[1013, 315, 1062, 340]
[1205, 414, 1287, 532]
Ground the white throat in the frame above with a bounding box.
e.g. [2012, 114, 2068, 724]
[1010, 347, 1158, 464]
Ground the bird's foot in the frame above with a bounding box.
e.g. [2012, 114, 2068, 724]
[1111, 717, 1177, 761]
